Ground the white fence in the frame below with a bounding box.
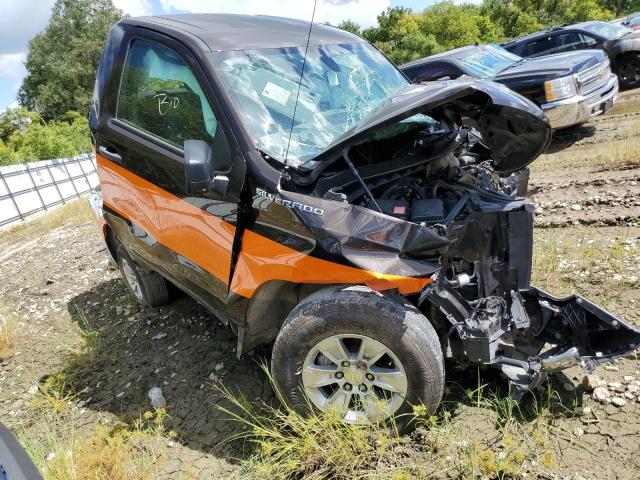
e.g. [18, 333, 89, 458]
[0, 154, 99, 228]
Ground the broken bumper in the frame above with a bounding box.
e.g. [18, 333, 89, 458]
[530, 287, 640, 371]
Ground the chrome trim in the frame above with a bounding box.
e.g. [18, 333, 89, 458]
[575, 58, 611, 96]
[541, 73, 618, 129]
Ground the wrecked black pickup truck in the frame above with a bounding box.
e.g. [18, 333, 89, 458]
[89, 14, 640, 425]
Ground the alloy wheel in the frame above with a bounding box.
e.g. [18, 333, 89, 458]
[301, 334, 408, 424]
[121, 257, 143, 302]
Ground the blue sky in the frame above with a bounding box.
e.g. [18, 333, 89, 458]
[0, 0, 456, 112]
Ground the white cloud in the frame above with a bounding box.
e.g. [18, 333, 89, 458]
[0, 0, 55, 55]
[113, 0, 154, 17]
[158, 0, 389, 28]
[0, 53, 27, 81]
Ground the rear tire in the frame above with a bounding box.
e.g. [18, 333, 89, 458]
[271, 285, 444, 428]
[617, 54, 640, 89]
[117, 247, 169, 307]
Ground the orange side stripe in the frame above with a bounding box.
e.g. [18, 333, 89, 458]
[97, 154, 431, 298]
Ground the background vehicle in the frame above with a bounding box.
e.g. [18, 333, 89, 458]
[400, 44, 618, 130]
[503, 21, 640, 89]
[621, 12, 640, 31]
[90, 14, 640, 426]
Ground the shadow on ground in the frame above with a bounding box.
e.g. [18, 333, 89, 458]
[441, 363, 584, 423]
[63, 278, 273, 458]
[59, 278, 583, 461]
[546, 124, 597, 154]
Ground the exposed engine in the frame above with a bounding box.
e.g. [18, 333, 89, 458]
[276, 83, 640, 399]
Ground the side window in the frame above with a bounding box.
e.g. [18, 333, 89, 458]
[555, 32, 585, 51]
[414, 63, 460, 82]
[579, 33, 598, 47]
[523, 37, 554, 57]
[118, 40, 218, 149]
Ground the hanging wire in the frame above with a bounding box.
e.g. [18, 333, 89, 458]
[282, 0, 318, 169]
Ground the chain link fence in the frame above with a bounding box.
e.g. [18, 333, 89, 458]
[0, 154, 98, 228]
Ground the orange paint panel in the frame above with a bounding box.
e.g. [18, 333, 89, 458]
[97, 154, 431, 299]
[96, 154, 235, 285]
[230, 229, 431, 297]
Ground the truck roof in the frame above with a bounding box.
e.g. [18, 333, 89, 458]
[400, 45, 477, 69]
[122, 14, 363, 52]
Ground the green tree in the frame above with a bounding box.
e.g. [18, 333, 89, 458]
[337, 19, 362, 35]
[565, 0, 613, 21]
[0, 111, 92, 165]
[0, 108, 40, 144]
[599, 0, 640, 16]
[362, 7, 440, 64]
[482, 0, 543, 38]
[18, 0, 124, 121]
[419, 2, 501, 50]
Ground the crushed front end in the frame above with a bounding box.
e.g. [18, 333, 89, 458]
[272, 79, 640, 397]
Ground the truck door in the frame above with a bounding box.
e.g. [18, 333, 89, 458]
[95, 34, 245, 309]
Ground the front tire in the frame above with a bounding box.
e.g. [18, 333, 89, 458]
[618, 54, 640, 89]
[117, 247, 169, 307]
[271, 286, 444, 426]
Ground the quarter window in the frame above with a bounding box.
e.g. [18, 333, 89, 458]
[118, 40, 217, 148]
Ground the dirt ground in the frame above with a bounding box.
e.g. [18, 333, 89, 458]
[1, 90, 640, 479]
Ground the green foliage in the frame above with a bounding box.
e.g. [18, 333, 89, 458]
[336, 19, 362, 35]
[599, 0, 640, 16]
[18, 0, 124, 122]
[343, 0, 624, 65]
[0, 108, 40, 144]
[565, 0, 614, 21]
[418, 3, 501, 51]
[362, 7, 441, 64]
[0, 110, 91, 166]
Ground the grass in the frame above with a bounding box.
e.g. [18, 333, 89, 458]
[0, 197, 94, 241]
[532, 226, 639, 305]
[534, 126, 640, 172]
[0, 313, 16, 358]
[17, 302, 174, 480]
[39, 198, 95, 230]
[216, 368, 559, 479]
[17, 407, 169, 480]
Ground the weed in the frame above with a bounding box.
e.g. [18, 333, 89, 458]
[39, 198, 95, 230]
[0, 311, 16, 358]
[18, 409, 167, 480]
[30, 373, 76, 414]
[532, 227, 639, 306]
[216, 367, 559, 479]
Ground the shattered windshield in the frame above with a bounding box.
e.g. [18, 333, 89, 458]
[209, 43, 408, 166]
[453, 45, 522, 78]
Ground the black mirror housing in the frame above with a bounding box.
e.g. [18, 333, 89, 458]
[184, 139, 213, 195]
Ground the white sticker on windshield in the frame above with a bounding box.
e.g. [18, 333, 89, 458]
[261, 81, 292, 106]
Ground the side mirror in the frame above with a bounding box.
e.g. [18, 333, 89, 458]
[183, 139, 229, 198]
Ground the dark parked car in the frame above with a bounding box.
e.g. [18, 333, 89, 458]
[503, 21, 640, 89]
[90, 14, 640, 425]
[400, 44, 618, 129]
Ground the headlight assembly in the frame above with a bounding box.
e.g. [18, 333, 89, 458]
[544, 75, 577, 102]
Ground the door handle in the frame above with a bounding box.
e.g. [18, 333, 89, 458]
[98, 145, 122, 164]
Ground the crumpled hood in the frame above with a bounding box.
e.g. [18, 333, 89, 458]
[310, 79, 552, 174]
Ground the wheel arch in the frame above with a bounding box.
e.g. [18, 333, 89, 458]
[237, 282, 440, 357]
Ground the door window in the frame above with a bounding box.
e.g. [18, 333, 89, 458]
[523, 37, 554, 57]
[118, 40, 217, 149]
[555, 32, 587, 51]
